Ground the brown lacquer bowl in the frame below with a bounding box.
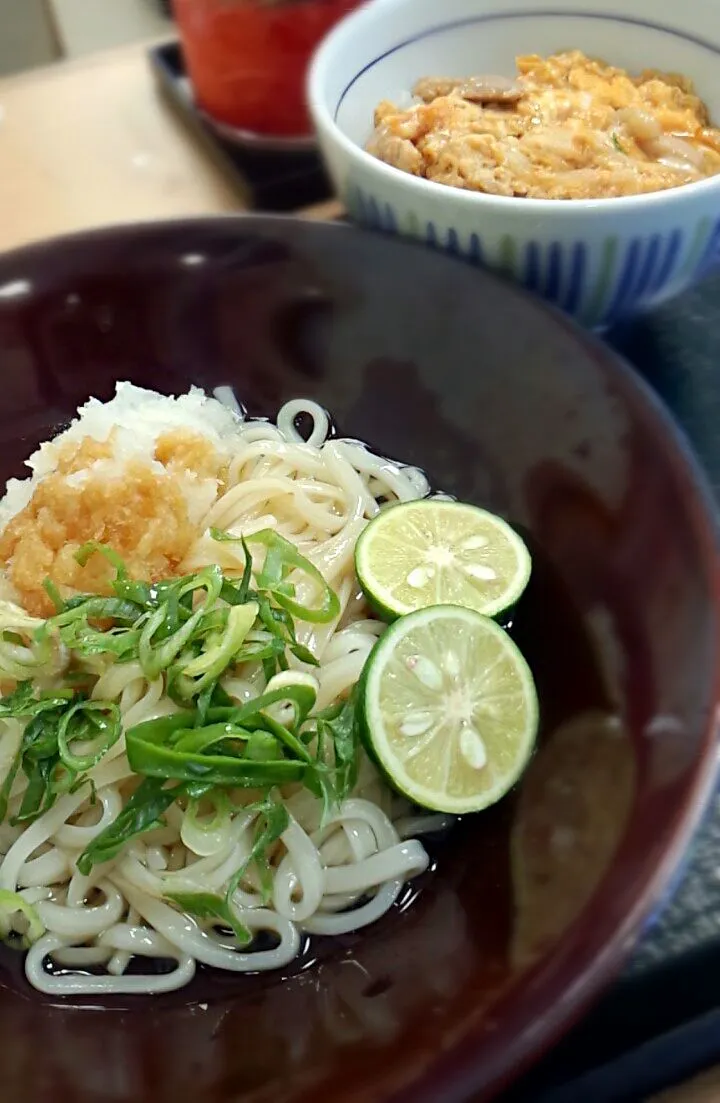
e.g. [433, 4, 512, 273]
[0, 217, 718, 1103]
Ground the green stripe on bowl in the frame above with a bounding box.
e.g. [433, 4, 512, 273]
[582, 237, 618, 324]
[345, 185, 362, 221]
[498, 234, 518, 276]
[402, 210, 422, 238]
[678, 217, 711, 281]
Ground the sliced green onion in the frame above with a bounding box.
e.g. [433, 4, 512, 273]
[50, 597, 143, 627]
[255, 595, 319, 668]
[58, 626, 142, 657]
[75, 541, 129, 575]
[302, 688, 360, 820]
[165, 891, 251, 946]
[226, 682, 318, 732]
[123, 713, 197, 745]
[13, 757, 57, 824]
[180, 791, 233, 857]
[179, 565, 225, 608]
[112, 578, 155, 608]
[225, 796, 289, 906]
[0, 609, 59, 679]
[179, 602, 258, 690]
[126, 707, 310, 787]
[139, 604, 205, 681]
[77, 777, 183, 874]
[0, 890, 44, 948]
[0, 682, 35, 718]
[254, 529, 339, 623]
[215, 536, 253, 606]
[126, 728, 306, 788]
[0, 722, 24, 822]
[212, 527, 340, 624]
[257, 713, 313, 765]
[262, 672, 318, 728]
[57, 700, 121, 772]
[43, 578, 65, 612]
[138, 567, 224, 680]
[245, 731, 283, 761]
[170, 723, 252, 755]
[22, 710, 64, 762]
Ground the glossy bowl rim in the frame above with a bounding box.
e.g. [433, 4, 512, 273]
[0, 214, 719, 1101]
[398, 295, 720, 1096]
[308, 1, 720, 217]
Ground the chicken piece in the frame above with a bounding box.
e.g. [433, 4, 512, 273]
[413, 74, 524, 105]
[455, 75, 525, 105]
[412, 76, 464, 102]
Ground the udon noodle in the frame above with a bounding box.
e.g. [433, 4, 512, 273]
[0, 391, 451, 996]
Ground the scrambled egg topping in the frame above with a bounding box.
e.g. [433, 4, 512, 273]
[0, 431, 224, 617]
[368, 50, 720, 199]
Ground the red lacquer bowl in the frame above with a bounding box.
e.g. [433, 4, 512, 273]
[0, 217, 717, 1103]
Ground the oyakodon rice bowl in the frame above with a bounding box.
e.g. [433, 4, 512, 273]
[308, 0, 720, 326]
[367, 51, 720, 200]
[0, 382, 540, 996]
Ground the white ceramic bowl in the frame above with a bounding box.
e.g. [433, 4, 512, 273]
[308, 0, 720, 327]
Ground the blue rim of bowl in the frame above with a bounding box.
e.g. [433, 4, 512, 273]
[309, 7, 720, 213]
[335, 8, 720, 115]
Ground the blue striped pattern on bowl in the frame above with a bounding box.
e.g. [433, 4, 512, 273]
[346, 183, 720, 327]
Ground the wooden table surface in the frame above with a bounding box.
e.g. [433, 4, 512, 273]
[0, 39, 243, 252]
[651, 1068, 720, 1102]
[0, 38, 715, 1103]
